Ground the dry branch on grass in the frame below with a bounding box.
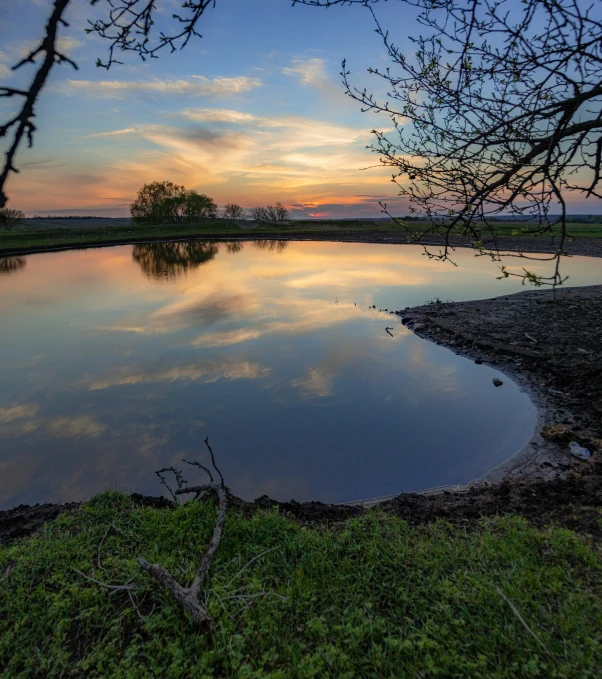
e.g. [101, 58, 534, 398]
[137, 437, 227, 628]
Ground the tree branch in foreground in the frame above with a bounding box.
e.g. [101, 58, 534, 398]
[137, 437, 227, 628]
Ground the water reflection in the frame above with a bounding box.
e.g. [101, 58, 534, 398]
[253, 239, 288, 252]
[1, 241, 601, 508]
[224, 241, 245, 254]
[132, 241, 218, 281]
[0, 256, 27, 276]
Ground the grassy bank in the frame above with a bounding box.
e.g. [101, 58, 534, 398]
[1, 492, 601, 677]
[0, 220, 402, 254]
[2, 219, 602, 255]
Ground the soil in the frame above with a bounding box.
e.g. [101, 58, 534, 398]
[2, 275, 602, 544]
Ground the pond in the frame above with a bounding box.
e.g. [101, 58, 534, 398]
[1, 240, 601, 508]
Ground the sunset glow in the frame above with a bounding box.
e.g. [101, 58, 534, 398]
[0, 0, 415, 218]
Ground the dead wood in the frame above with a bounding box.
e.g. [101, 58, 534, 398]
[137, 437, 227, 628]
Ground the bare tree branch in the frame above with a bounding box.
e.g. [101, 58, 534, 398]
[1, 1, 218, 208]
[0, 0, 75, 209]
[296, 0, 602, 285]
[138, 439, 227, 628]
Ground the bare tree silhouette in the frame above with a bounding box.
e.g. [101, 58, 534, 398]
[295, 0, 602, 284]
[0, 0, 218, 209]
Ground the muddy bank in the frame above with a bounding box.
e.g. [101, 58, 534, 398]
[396, 285, 602, 483]
[2, 285, 602, 544]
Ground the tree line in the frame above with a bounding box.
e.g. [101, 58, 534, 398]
[130, 181, 290, 224]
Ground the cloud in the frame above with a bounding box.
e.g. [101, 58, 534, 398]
[178, 108, 363, 149]
[290, 368, 332, 398]
[57, 36, 81, 54]
[48, 415, 106, 438]
[66, 75, 262, 99]
[152, 292, 258, 328]
[180, 108, 259, 124]
[86, 127, 144, 139]
[190, 300, 360, 348]
[90, 360, 270, 390]
[282, 58, 329, 87]
[0, 403, 38, 424]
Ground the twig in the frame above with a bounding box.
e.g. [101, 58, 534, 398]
[182, 458, 214, 483]
[525, 333, 538, 344]
[496, 586, 550, 654]
[386, 327, 394, 336]
[204, 436, 225, 486]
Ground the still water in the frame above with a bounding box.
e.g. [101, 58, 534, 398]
[1, 241, 601, 508]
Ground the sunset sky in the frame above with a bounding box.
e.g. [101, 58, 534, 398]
[0, 0, 423, 218]
[2, 1, 600, 218]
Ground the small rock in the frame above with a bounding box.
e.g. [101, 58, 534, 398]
[569, 441, 591, 460]
[493, 378, 503, 387]
[475, 358, 483, 365]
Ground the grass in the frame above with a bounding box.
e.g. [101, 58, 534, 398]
[1, 219, 602, 255]
[1, 492, 602, 677]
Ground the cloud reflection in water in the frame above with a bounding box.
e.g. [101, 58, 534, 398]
[2, 240, 600, 508]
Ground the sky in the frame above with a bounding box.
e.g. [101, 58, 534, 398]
[1, 0, 600, 218]
[0, 0, 421, 218]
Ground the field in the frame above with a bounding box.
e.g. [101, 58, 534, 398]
[1, 218, 602, 255]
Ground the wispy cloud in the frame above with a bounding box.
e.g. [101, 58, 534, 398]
[282, 57, 329, 87]
[0, 403, 39, 424]
[179, 108, 259, 124]
[90, 360, 270, 390]
[66, 75, 262, 99]
[290, 368, 332, 398]
[178, 108, 366, 148]
[48, 415, 105, 438]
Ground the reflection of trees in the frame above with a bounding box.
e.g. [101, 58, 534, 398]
[224, 241, 244, 254]
[253, 239, 289, 253]
[0, 256, 26, 276]
[132, 241, 219, 281]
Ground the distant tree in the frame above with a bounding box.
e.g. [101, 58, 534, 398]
[250, 207, 267, 221]
[0, 0, 218, 209]
[296, 0, 602, 285]
[264, 202, 290, 221]
[0, 207, 25, 230]
[130, 181, 184, 224]
[252, 203, 290, 222]
[222, 203, 245, 220]
[182, 191, 217, 222]
[130, 182, 216, 224]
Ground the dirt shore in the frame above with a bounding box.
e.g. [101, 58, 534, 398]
[397, 284, 602, 483]
[2, 269, 602, 544]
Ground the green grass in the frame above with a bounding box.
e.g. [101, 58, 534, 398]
[2, 492, 602, 677]
[2, 219, 601, 255]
